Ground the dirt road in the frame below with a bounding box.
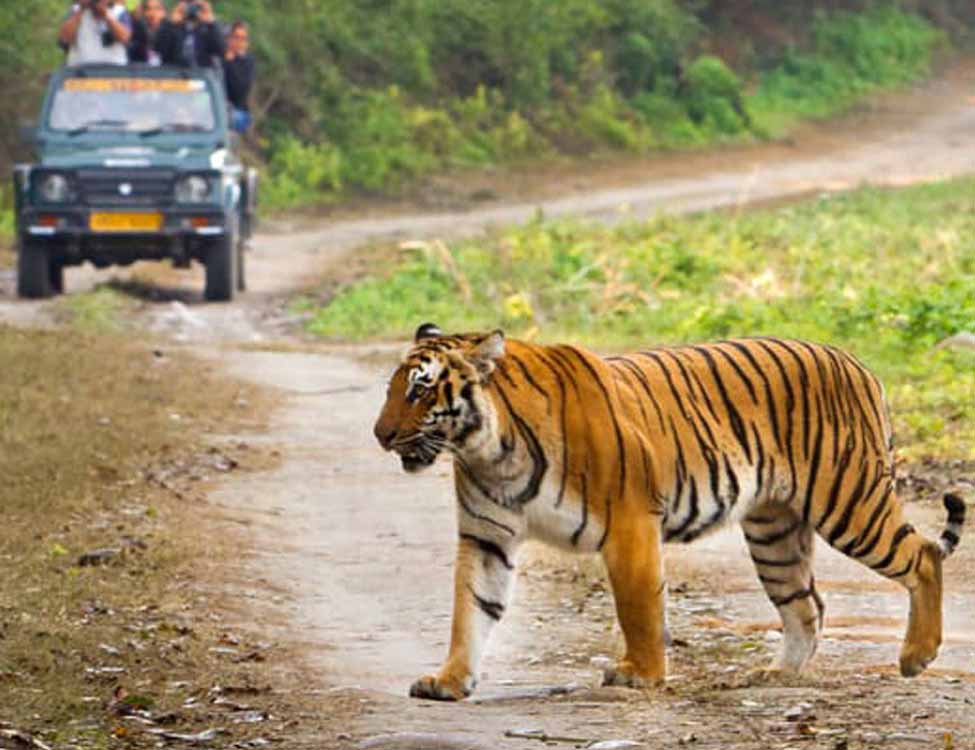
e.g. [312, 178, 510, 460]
[3, 61, 975, 748]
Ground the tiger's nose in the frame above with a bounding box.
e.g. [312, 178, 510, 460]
[374, 423, 398, 450]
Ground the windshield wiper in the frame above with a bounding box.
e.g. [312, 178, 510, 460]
[67, 119, 132, 136]
[139, 123, 209, 137]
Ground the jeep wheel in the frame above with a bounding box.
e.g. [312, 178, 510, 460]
[236, 233, 246, 292]
[204, 229, 237, 302]
[49, 261, 64, 295]
[17, 238, 52, 299]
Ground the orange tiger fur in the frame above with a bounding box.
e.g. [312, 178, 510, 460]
[373, 324, 966, 700]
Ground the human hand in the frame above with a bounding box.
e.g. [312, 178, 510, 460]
[198, 0, 214, 23]
[92, 0, 110, 18]
[171, 1, 186, 23]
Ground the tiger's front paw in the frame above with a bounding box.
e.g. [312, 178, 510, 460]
[408, 672, 475, 701]
[602, 659, 664, 689]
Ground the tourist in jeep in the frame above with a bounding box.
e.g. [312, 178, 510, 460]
[129, 0, 167, 65]
[222, 21, 255, 133]
[153, 1, 224, 68]
[58, 0, 132, 66]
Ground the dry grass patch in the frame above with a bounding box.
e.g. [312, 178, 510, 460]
[0, 326, 340, 747]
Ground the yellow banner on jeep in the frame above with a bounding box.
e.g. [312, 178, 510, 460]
[63, 79, 205, 93]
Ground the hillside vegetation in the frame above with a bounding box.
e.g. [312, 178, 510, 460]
[1, 1, 973, 220]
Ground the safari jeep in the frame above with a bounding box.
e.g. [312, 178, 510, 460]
[13, 64, 257, 301]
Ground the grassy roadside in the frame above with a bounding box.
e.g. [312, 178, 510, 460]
[0, 326, 331, 747]
[301, 177, 975, 460]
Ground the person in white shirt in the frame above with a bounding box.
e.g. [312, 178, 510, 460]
[58, 0, 132, 66]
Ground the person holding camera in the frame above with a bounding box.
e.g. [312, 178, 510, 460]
[58, 0, 132, 66]
[129, 0, 167, 65]
[153, 1, 224, 68]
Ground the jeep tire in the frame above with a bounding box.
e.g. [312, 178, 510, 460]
[236, 230, 246, 292]
[204, 220, 238, 302]
[49, 260, 64, 295]
[17, 238, 52, 299]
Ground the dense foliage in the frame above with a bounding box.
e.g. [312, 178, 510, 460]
[220, 0, 958, 207]
[304, 177, 975, 458]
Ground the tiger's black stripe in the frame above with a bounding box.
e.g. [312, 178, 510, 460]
[771, 587, 815, 607]
[745, 520, 800, 546]
[491, 380, 549, 506]
[869, 523, 914, 571]
[461, 533, 514, 570]
[724, 340, 783, 451]
[692, 346, 753, 463]
[571, 472, 590, 546]
[534, 349, 574, 508]
[613, 357, 668, 434]
[468, 586, 505, 621]
[562, 346, 628, 504]
[506, 352, 550, 406]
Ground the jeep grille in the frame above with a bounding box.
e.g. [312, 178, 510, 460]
[78, 169, 177, 207]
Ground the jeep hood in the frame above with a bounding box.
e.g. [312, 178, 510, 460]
[37, 143, 229, 171]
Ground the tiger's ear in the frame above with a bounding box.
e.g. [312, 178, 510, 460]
[414, 322, 443, 342]
[470, 330, 505, 379]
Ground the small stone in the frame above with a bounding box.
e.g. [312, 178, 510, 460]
[785, 703, 815, 722]
[78, 548, 120, 567]
[587, 741, 643, 749]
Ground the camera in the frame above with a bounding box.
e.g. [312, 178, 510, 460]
[186, 2, 202, 21]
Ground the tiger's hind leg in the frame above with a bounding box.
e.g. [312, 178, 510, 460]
[743, 507, 824, 674]
[815, 482, 944, 677]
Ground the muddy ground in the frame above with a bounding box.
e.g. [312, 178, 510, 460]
[2, 61, 975, 749]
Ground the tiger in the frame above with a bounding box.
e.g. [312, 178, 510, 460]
[373, 323, 966, 701]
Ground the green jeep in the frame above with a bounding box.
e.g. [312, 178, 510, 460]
[13, 64, 257, 301]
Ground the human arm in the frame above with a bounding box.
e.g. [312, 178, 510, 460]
[58, 4, 85, 47]
[98, 2, 132, 45]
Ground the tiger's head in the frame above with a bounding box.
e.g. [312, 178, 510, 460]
[373, 323, 505, 473]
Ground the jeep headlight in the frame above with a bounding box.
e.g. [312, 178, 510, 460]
[175, 175, 210, 203]
[39, 173, 70, 203]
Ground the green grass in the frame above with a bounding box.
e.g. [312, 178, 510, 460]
[303, 177, 975, 459]
[55, 286, 133, 333]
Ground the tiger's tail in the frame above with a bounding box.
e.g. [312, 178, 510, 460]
[937, 493, 966, 559]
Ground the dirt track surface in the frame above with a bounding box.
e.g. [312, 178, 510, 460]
[3, 62, 975, 748]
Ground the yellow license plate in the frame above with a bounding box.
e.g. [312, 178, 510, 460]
[89, 211, 163, 232]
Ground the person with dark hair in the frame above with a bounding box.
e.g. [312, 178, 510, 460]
[153, 0, 223, 67]
[59, 0, 132, 66]
[222, 21, 255, 133]
[129, 0, 167, 65]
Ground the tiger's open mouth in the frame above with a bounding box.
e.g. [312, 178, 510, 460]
[397, 439, 443, 474]
[401, 454, 436, 473]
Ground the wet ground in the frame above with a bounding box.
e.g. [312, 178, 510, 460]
[2, 59, 975, 749]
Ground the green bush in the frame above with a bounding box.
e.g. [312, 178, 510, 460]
[683, 56, 749, 135]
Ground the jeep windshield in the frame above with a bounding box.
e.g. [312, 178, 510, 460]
[47, 77, 216, 135]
